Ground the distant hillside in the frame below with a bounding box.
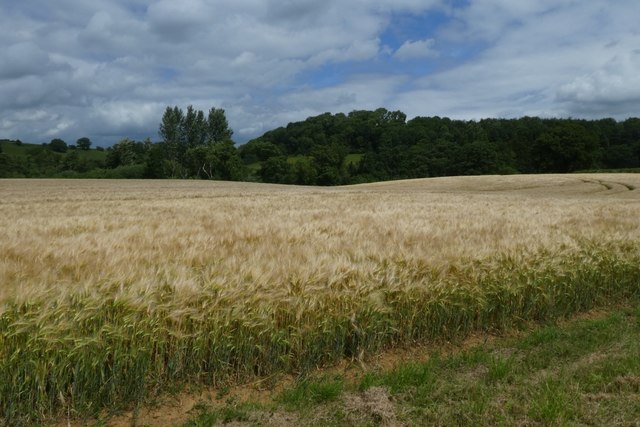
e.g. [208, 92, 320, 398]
[238, 110, 640, 185]
[2, 110, 640, 182]
[0, 139, 107, 178]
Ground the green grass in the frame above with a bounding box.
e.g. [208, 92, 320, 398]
[184, 305, 640, 426]
[0, 140, 37, 156]
[278, 376, 345, 409]
[78, 148, 107, 161]
[183, 398, 254, 426]
[343, 153, 363, 167]
[0, 139, 106, 160]
[247, 161, 262, 172]
[286, 155, 310, 165]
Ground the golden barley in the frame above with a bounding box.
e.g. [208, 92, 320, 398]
[1, 174, 639, 423]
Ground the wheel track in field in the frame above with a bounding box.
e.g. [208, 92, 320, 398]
[580, 178, 636, 194]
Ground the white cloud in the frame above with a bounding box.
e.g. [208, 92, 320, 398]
[281, 74, 406, 113]
[557, 50, 640, 105]
[44, 120, 75, 137]
[394, 39, 437, 60]
[390, 0, 640, 120]
[0, 0, 639, 146]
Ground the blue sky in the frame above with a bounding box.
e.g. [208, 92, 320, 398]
[1, 0, 640, 147]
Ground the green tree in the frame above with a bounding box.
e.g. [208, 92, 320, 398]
[208, 140, 244, 180]
[184, 105, 207, 148]
[260, 156, 291, 183]
[157, 105, 236, 178]
[76, 137, 92, 150]
[310, 142, 347, 185]
[291, 157, 318, 185]
[159, 106, 186, 175]
[106, 138, 146, 168]
[29, 148, 61, 175]
[144, 143, 167, 179]
[455, 140, 500, 175]
[238, 140, 283, 163]
[49, 138, 68, 153]
[533, 122, 600, 172]
[0, 154, 14, 177]
[185, 141, 244, 180]
[206, 107, 233, 144]
[61, 150, 80, 172]
[604, 144, 636, 168]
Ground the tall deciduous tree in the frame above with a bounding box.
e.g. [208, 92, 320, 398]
[159, 106, 186, 177]
[49, 138, 68, 153]
[207, 107, 233, 144]
[76, 137, 92, 150]
[184, 106, 207, 148]
[158, 105, 241, 179]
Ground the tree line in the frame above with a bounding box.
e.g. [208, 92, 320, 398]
[240, 109, 640, 185]
[1, 107, 639, 182]
[0, 106, 244, 180]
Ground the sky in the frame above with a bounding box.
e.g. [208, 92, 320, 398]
[1, 0, 640, 147]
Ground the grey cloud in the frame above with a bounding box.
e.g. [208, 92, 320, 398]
[444, 0, 580, 43]
[78, 11, 145, 56]
[146, 0, 228, 43]
[265, 0, 334, 25]
[1, 0, 639, 147]
[0, 42, 52, 79]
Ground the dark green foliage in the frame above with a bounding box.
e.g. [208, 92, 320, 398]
[0, 154, 19, 177]
[105, 138, 147, 168]
[48, 138, 68, 153]
[157, 105, 244, 179]
[3, 111, 640, 182]
[76, 137, 92, 150]
[189, 140, 245, 181]
[0, 105, 246, 180]
[533, 122, 600, 172]
[260, 156, 291, 183]
[239, 112, 640, 185]
[143, 142, 167, 178]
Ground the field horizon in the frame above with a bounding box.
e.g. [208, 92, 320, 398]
[1, 173, 639, 425]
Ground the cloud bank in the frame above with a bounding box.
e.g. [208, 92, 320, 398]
[0, 0, 639, 146]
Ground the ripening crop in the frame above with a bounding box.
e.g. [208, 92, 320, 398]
[1, 174, 639, 424]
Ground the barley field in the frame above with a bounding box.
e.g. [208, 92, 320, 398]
[1, 175, 639, 424]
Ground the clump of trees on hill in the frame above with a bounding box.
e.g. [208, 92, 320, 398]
[0, 106, 245, 179]
[1, 107, 639, 182]
[240, 109, 640, 185]
[0, 137, 105, 177]
[103, 106, 244, 180]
